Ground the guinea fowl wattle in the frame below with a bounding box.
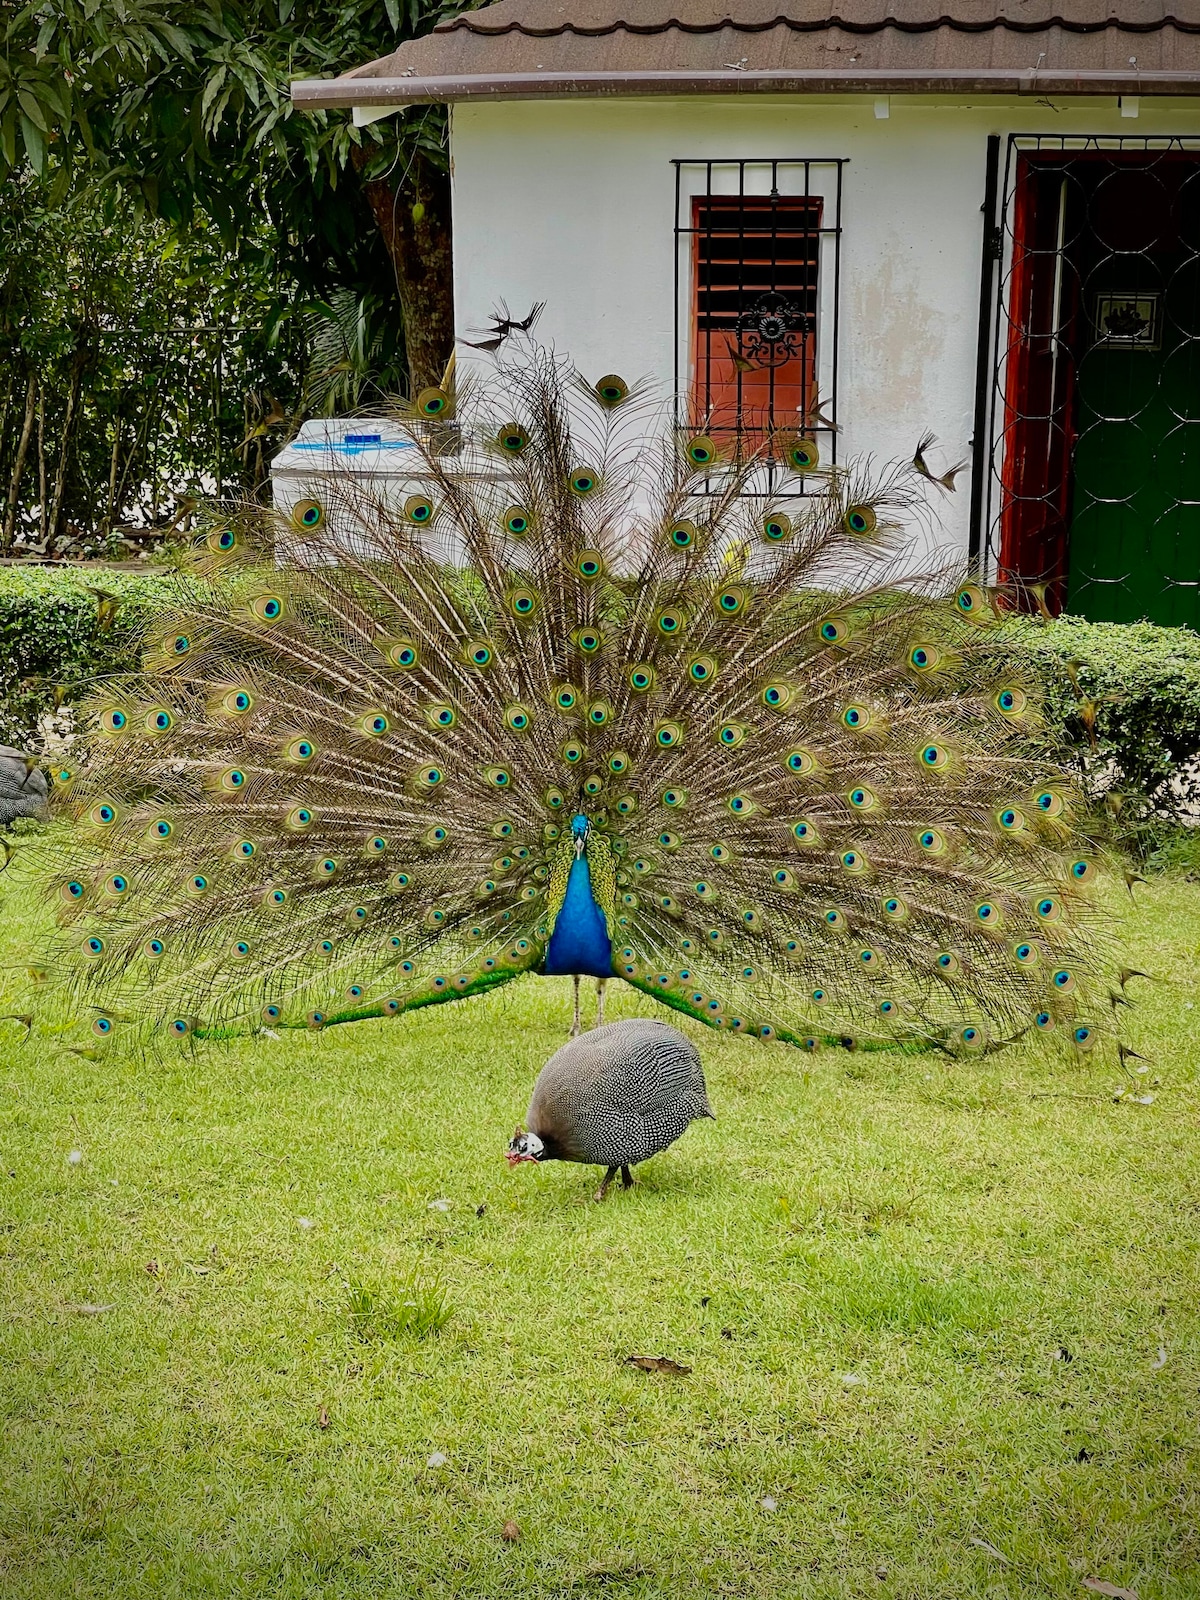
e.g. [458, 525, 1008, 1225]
[507, 1018, 714, 1200]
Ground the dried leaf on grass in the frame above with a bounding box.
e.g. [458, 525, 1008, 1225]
[624, 1355, 691, 1375]
[1083, 1579, 1140, 1600]
[501, 1519, 521, 1542]
[317, 1406, 330, 1430]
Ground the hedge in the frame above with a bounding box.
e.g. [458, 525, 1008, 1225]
[1008, 614, 1200, 831]
[2, 567, 1200, 841]
[0, 566, 182, 747]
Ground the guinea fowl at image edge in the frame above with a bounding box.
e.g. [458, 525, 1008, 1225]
[32, 346, 1111, 1057]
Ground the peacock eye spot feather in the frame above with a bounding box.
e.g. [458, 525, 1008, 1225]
[145, 939, 164, 957]
[544, 787, 566, 810]
[713, 585, 750, 619]
[787, 436, 820, 471]
[1035, 1011, 1054, 1030]
[503, 507, 531, 537]
[496, 425, 529, 454]
[684, 434, 718, 468]
[403, 494, 434, 525]
[569, 467, 600, 496]
[843, 504, 878, 536]
[688, 655, 716, 684]
[1073, 1026, 1095, 1049]
[416, 386, 451, 417]
[669, 520, 698, 549]
[576, 552, 604, 580]
[763, 512, 791, 542]
[574, 629, 603, 654]
[628, 664, 656, 692]
[608, 751, 630, 774]
[292, 499, 322, 529]
[595, 374, 629, 405]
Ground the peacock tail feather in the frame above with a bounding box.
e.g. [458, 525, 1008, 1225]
[38, 347, 1110, 1057]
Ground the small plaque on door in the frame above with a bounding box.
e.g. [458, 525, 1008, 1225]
[1093, 293, 1161, 350]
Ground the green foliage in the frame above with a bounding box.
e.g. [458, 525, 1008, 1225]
[0, 175, 304, 550]
[0, 566, 179, 745]
[1, 0, 470, 372]
[1009, 614, 1200, 831]
[344, 1274, 454, 1342]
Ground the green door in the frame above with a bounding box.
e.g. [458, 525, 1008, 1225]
[1065, 161, 1200, 625]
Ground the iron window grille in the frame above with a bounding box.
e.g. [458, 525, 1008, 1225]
[979, 134, 1200, 626]
[673, 158, 845, 493]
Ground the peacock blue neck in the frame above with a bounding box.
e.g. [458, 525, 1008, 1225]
[542, 819, 613, 978]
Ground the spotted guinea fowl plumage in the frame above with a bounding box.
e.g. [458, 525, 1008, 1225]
[0, 747, 47, 826]
[524, 1019, 714, 1173]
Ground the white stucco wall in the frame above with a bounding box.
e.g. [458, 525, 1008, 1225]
[448, 93, 1200, 565]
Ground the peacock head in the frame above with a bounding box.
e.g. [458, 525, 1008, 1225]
[506, 1126, 545, 1166]
[570, 812, 590, 856]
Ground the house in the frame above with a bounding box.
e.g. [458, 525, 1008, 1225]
[293, 2, 1200, 626]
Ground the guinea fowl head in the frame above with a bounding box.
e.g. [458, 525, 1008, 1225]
[506, 1126, 545, 1167]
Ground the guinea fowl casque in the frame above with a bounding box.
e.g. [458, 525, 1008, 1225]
[507, 1018, 713, 1200]
[34, 344, 1109, 1061]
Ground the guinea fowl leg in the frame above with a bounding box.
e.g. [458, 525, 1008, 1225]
[595, 978, 607, 1030]
[620, 1165, 634, 1189]
[595, 1165, 618, 1202]
[570, 975, 582, 1038]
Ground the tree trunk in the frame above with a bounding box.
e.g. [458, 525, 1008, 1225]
[2, 371, 37, 551]
[354, 147, 454, 396]
[48, 343, 87, 544]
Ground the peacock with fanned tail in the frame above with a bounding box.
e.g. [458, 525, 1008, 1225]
[38, 348, 1110, 1057]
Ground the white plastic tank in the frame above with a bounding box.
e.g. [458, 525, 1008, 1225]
[270, 418, 424, 523]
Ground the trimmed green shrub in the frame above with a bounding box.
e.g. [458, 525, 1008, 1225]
[1008, 614, 1200, 832]
[0, 566, 182, 748]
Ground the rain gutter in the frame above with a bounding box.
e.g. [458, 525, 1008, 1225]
[292, 67, 1200, 110]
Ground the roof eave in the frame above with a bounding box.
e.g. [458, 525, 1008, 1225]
[292, 66, 1200, 110]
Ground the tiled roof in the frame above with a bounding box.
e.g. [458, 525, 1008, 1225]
[292, 1, 1200, 108]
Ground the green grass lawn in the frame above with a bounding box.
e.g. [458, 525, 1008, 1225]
[0, 869, 1197, 1599]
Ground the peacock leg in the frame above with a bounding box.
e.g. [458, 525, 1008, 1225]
[595, 978, 607, 1030]
[594, 1165, 618, 1202]
[620, 1164, 634, 1189]
[570, 974, 583, 1037]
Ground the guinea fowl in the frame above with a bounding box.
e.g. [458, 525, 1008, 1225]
[507, 1018, 714, 1200]
[0, 747, 47, 826]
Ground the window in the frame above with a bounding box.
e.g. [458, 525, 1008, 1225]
[674, 159, 844, 481]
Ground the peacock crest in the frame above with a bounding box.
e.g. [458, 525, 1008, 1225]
[38, 346, 1109, 1056]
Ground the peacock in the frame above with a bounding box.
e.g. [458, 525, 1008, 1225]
[507, 1018, 714, 1202]
[35, 345, 1109, 1058]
